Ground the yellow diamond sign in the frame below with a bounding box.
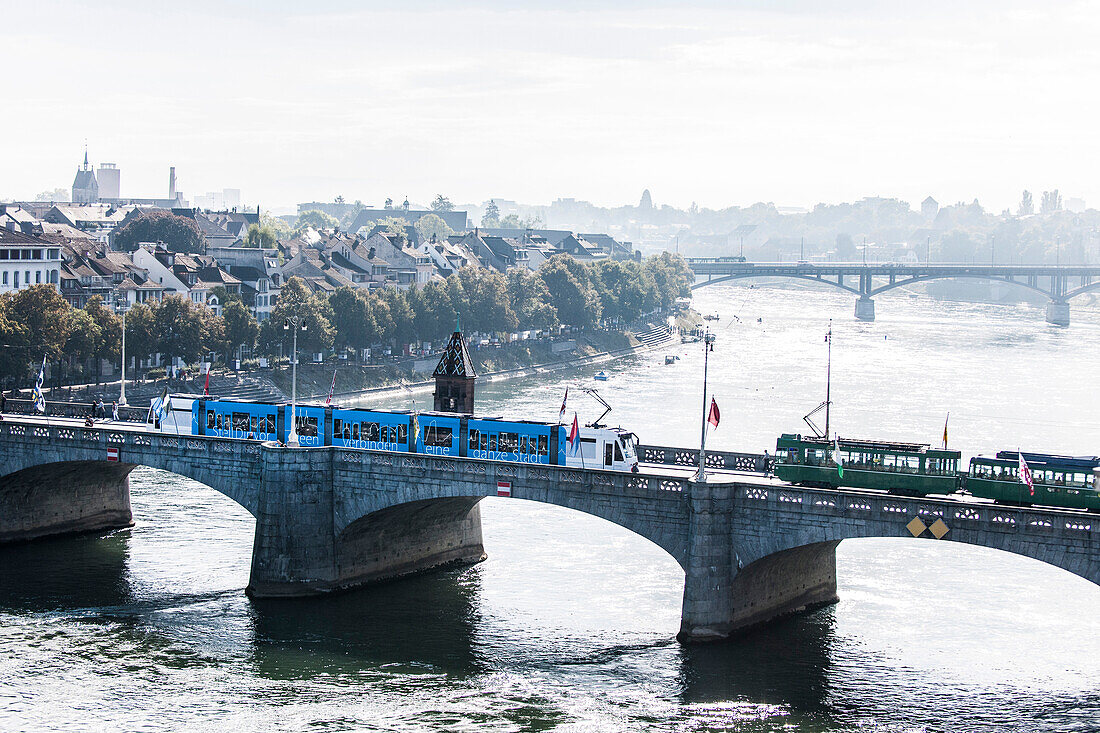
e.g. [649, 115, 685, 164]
[929, 518, 949, 539]
[906, 516, 927, 538]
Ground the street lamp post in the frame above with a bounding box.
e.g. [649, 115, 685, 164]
[284, 315, 308, 446]
[115, 293, 129, 406]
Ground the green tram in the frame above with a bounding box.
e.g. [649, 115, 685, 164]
[966, 451, 1100, 511]
[774, 434, 962, 495]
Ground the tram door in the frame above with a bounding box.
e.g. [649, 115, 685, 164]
[604, 442, 614, 468]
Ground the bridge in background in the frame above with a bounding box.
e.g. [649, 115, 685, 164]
[1, 416, 1097, 643]
[687, 260, 1100, 325]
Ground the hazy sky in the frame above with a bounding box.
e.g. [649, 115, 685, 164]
[4, 0, 1099, 213]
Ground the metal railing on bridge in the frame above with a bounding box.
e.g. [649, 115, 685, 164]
[3, 399, 148, 423]
[640, 444, 773, 474]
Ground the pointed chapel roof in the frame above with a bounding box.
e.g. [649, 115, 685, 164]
[433, 330, 477, 379]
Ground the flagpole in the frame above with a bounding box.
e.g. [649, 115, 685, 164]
[824, 320, 832, 441]
[697, 327, 713, 482]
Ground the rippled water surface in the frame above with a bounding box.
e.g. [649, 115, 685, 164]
[2, 286, 1099, 732]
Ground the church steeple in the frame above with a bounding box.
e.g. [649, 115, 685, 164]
[83, 145, 89, 170]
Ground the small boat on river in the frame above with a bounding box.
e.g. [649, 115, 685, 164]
[594, 371, 609, 381]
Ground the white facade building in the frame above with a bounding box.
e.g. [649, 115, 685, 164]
[0, 229, 62, 293]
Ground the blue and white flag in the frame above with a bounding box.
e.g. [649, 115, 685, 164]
[149, 387, 168, 424]
[32, 356, 46, 414]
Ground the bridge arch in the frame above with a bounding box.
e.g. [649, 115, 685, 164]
[691, 272, 861, 296]
[868, 274, 1058, 299]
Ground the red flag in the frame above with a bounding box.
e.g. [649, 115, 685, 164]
[203, 368, 210, 397]
[325, 369, 337, 406]
[707, 397, 720, 428]
[1018, 452, 1035, 496]
[568, 412, 579, 454]
[558, 387, 568, 423]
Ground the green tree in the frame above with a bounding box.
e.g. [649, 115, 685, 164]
[430, 194, 455, 212]
[591, 259, 656, 323]
[123, 302, 157, 374]
[152, 295, 207, 369]
[412, 281, 456, 342]
[329, 287, 377, 355]
[1018, 191, 1034, 217]
[260, 210, 293, 239]
[377, 286, 415, 347]
[84, 296, 122, 383]
[112, 210, 205, 253]
[481, 200, 500, 228]
[243, 223, 278, 248]
[507, 269, 558, 331]
[7, 285, 72, 362]
[377, 216, 411, 245]
[222, 300, 259, 361]
[65, 309, 101, 381]
[414, 213, 454, 244]
[0, 296, 29, 383]
[295, 209, 339, 232]
[268, 277, 335, 354]
[457, 266, 517, 334]
[538, 254, 601, 328]
[644, 252, 692, 310]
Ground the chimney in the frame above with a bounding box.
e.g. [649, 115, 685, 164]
[169, 167, 177, 200]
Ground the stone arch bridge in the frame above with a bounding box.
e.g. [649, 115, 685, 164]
[688, 261, 1100, 325]
[1, 419, 1098, 642]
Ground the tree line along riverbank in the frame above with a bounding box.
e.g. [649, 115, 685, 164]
[0, 253, 693, 393]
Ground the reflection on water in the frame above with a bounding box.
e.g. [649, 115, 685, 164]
[249, 567, 486, 680]
[0, 531, 132, 613]
[1, 288, 1100, 731]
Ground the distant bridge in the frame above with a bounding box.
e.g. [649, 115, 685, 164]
[687, 260, 1100, 325]
[1, 415, 1098, 643]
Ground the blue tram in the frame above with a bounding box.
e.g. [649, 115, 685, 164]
[153, 395, 643, 471]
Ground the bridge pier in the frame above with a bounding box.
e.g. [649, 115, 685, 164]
[854, 296, 876, 321]
[678, 477, 840, 643]
[246, 446, 486, 598]
[0, 460, 134, 544]
[1045, 300, 1070, 326]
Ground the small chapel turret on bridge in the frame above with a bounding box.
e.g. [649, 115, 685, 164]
[432, 326, 477, 414]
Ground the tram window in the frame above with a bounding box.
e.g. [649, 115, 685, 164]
[365, 423, 379, 441]
[500, 433, 518, 453]
[296, 415, 318, 437]
[250, 415, 257, 434]
[489, 434, 497, 452]
[334, 419, 343, 436]
[480, 433, 488, 451]
[614, 442, 624, 463]
[425, 426, 453, 448]
[605, 442, 614, 466]
[233, 412, 250, 432]
[397, 424, 407, 444]
[259, 415, 275, 435]
[207, 412, 216, 429]
[520, 435, 527, 453]
[384, 426, 394, 443]
[538, 435, 548, 456]
[469, 429, 480, 450]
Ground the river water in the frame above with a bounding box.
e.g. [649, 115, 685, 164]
[2, 284, 1099, 732]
